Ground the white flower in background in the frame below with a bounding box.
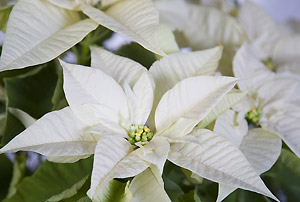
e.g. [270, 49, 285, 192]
[214, 109, 282, 202]
[233, 42, 300, 159]
[0, 47, 278, 201]
[0, 0, 167, 72]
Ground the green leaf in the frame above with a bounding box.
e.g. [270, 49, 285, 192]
[60, 177, 91, 202]
[2, 157, 93, 202]
[97, 179, 131, 202]
[4, 62, 58, 119]
[0, 111, 25, 146]
[178, 190, 201, 202]
[51, 69, 68, 111]
[46, 176, 89, 202]
[76, 196, 92, 202]
[115, 42, 156, 69]
[7, 153, 27, 198]
[262, 148, 300, 202]
[0, 5, 13, 33]
[0, 154, 13, 201]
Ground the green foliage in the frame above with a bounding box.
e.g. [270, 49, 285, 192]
[7, 154, 27, 198]
[2, 157, 93, 202]
[0, 154, 13, 200]
[51, 68, 68, 111]
[4, 62, 57, 119]
[115, 42, 156, 69]
[0, 5, 13, 33]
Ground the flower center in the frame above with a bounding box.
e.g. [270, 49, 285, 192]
[127, 125, 154, 145]
[261, 58, 275, 72]
[245, 108, 262, 125]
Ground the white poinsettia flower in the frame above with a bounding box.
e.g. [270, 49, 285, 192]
[0, 0, 167, 72]
[214, 109, 282, 202]
[233, 43, 300, 159]
[0, 48, 277, 201]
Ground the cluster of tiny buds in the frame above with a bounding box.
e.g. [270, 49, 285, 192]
[245, 108, 262, 125]
[127, 125, 154, 145]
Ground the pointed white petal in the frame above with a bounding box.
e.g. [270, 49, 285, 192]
[0, 0, 98, 71]
[0, 107, 98, 162]
[155, 0, 189, 31]
[8, 107, 36, 128]
[149, 46, 222, 129]
[272, 35, 300, 65]
[168, 128, 278, 201]
[262, 108, 300, 158]
[216, 128, 281, 201]
[233, 43, 275, 91]
[150, 46, 222, 104]
[238, 1, 280, 53]
[183, 5, 247, 50]
[256, 76, 297, 107]
[129, 166, 171, 202]
[81, 0, 165, 56]
[217, 184, 236, 202]
[156, 76, 237, 137]
[47, 0, 80, 10]
[158, 24, 179, 55]
[90, 47, 154, 125]
[88, 136, 149, 200]
[60, 60, 130, 129]
[240, 128, 282, 174]
[138, 136, 170, 173]
[214, 109, 248, 147]
[199, 90, 247, 128]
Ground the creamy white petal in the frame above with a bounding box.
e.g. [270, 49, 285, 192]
[238, 1, 280, 54]
[155, 76, 237, 137]
[88, 136, 131, 200]
[90, 47, 154, 125]
[214, 109, 248, 147]
[0, 0, 98, 71]
[199, 90, 247, 129]
[150, 46, 222, 104]
[168, 128, 278, 201]
[217, 128, 281, 201]
[138, 136, 170, 174]
[256, 76, 297, 108]
[88, 136, 149, 200]
[262, 108, 300, 158]
[182, 5, 247, 50]
[0, 107, 98, 162]
[158, 24, 179, 55]
[233, 43, 275, 91]
[129, 166, 171, 202]
[217, 184, 236, 202]
[149, 46, 222, 129]
[81, 0, 165, 56]
[240, 128, 282, 174]
[272, 35, 300, 65]
[60, 60, 130, 129]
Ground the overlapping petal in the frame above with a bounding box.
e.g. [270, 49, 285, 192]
[155, 76, 237, 137]
[0, 107, 98, 163]
[81, 0, 165, 56]
[0, 0, 98, 71]
[168, 128, 278, 201]
[60, 60, 130, 132]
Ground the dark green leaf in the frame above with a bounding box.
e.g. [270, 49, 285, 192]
[2, 157, 93, 202]
[52, 69, 68, 111]
[4, 62, 58, 119]
[7, 154, 27, 198]
[0, 5, 13, 33]
[115, 42, 156, 69]
[0, 154, 13, 200]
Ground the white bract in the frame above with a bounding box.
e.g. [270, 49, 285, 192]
[0, 47, 278, 201]
[0, 0, 166, 72]
[233, 42, 300, 160]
